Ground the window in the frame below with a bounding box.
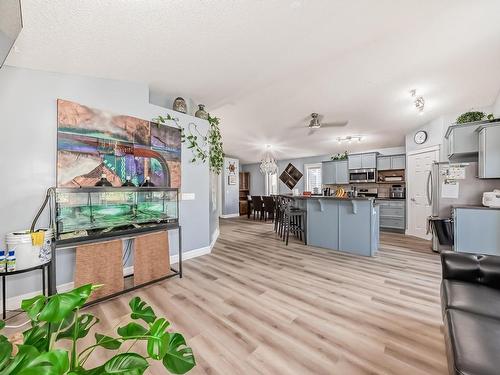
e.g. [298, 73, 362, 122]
[305, 163, 322, 193]
[265, 173, 278, 195]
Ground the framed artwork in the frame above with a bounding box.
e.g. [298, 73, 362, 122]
[57, 99, 181, 188]
[228, 175, 237, 185]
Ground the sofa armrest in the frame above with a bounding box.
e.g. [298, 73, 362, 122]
[441, 251, 500, 289]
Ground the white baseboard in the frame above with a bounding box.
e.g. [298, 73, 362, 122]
[220, 213, 239, 219]
[2, 228, 221, 311]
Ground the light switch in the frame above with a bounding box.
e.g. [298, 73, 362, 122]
[182, 193, 195, 200]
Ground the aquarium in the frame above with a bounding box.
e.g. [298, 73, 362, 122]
[53, 187, 178, 243]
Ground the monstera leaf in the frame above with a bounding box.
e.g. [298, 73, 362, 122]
[0, 344, 39, 374]
[146, 318, 170, 360]
[22, 324, 50, 352]
[21, 295, 47, 321]
[57, 314, 99, 341]
[129, 297, 156, 324]
[117, 322, 147, 338]
[17, 349, 70, 375]
[38, 285, 98, 323]
[94, 334, 122, 350]
[103, 353, 149, 375]
[162, 333, 196, 374]
[0, 338, 12, 371]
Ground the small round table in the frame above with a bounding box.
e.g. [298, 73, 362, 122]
[0, 260, 52, 320]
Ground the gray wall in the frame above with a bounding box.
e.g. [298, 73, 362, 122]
[494, 90, 500, 116]
[241, 146, 405, 195]
[0, 66, 212, 299]
[209, 171, 220, 241]
[221, 157, 239, 216]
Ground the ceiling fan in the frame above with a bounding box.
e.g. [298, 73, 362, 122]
[306, 113, 348, 135]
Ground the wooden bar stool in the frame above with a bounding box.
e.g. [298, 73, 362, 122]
[282, 199, 307, 246]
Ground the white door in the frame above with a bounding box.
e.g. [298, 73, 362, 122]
[407, 149, 439, 239]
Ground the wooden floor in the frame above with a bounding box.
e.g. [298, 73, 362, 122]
[7, 218, 447, 374]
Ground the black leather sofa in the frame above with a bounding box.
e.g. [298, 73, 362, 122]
[440, 251, 500, 375]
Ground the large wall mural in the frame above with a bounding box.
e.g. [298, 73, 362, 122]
[57, 99, 181, 188]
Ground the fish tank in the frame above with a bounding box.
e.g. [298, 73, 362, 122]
[53, 187, 178, 244]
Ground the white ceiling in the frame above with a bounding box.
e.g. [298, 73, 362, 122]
[7, 0, 500, 163]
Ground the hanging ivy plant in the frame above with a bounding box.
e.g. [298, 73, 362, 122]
[207, 114, 224, 175]
[153, 112, 225, 175]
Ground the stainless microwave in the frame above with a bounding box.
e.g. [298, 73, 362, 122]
[349, 168, 376, 183]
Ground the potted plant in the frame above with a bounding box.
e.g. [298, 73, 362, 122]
[331, 151, 348, 161]
[0, 284, 195, 374]
[456, 111, 494, 124]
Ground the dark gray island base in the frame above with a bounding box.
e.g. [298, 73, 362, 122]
[283, 195, 379, 257]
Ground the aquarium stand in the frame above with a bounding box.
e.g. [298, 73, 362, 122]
[50, 224, 182, 305]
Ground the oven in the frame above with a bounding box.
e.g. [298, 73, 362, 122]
[349, 169, 376, 183]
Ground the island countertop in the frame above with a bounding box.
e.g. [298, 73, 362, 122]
[280, 194, 379, 256]
[280, 194, 375, 201]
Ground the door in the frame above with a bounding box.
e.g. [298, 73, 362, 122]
[407, 149, 439, 239]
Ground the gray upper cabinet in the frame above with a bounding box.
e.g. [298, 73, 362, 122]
[391, 155, 406, 169]
[349, 152, 377, 169]
[322, 160, 349, 184]
[348, 154, 362, 169]
[445, 123, 480, 162]
[335, 160, 349, 184]
[478, 124, 500, 178]
[361, 153, 377, 169]
[377, 154, 406, 170]
[322, 161, 336, 184]
[377, 156, 392, 170]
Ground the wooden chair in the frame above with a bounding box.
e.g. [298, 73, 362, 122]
[262, 196, 276, 222]
[251, 196, 264, 220]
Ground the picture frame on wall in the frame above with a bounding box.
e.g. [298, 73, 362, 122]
[228, 175, 237, 185]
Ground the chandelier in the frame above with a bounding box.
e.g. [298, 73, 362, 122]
[260, 145, 278, 174]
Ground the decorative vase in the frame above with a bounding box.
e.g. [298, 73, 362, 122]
[172, 97, 187, 114]
[195, 104, 208, 120]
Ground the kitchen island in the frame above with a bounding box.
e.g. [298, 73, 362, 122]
[283, 195, 379, 256]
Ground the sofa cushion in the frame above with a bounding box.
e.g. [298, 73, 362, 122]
[445, 309, 500, 375]
[442, 280, 500, 319]
[441, 251, 500, 289]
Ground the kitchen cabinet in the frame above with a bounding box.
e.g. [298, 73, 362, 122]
[335, 160, 349, 184]
[478, 123, 500, 178]
[454, 207, 500, 255]
[377, 154, 406, 170]
[348, 154, 362, 169]
[348, 152, 378, 169]
[322, 160, 349, 185]
[445, 123, 480, 161]
[375, 199, 405, 231]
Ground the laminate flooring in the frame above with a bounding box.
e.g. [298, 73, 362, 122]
[6, 218, 447, 374]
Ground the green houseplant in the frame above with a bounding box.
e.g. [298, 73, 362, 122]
[153, 113, 224, 175]
[456, 111, 494, 124]
[0, 284, 195, 374]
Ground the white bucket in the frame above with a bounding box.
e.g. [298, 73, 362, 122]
[6, 229, 53, 270]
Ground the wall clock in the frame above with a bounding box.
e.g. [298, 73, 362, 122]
[414, 130, 428, 145]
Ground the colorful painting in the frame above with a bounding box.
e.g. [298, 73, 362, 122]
[57, 100, 181, 188]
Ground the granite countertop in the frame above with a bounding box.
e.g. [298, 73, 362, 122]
[453, 205, 500, 211]
[280, 194, 374, 201]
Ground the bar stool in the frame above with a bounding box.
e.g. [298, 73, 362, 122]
[282, 199, 307, 246]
